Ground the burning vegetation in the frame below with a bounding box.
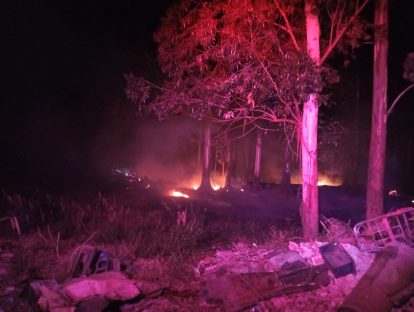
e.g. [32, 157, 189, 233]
[2, 0, 414, 311]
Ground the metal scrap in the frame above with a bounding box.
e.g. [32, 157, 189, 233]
[353, 207, 414, 251]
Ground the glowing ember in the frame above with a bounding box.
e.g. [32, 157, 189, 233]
[291, 173, 343, 187]
[176, 174, 225, 191]
[212, 184, 221, 191]
[171, 190, 189, 198]
[388, 189, 398, 196]
[317, 177, 343, 186]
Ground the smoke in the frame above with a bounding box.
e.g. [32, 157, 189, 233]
[133, 116, 202, 187]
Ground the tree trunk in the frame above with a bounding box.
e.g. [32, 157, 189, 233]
[301, 0, 320, 239]
[281, 142, 291, 189]
[197, 128, 202, 165]
[240, 136, 250, 188]
[199, 123, 213, 191]
[366, 0, 388, 219]
[254, 129, 263, 184]
[225, 131, 233, 189]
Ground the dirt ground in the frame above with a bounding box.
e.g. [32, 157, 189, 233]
[0, 186, 413, 311]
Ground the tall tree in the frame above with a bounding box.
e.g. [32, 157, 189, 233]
[125, 0, 370, 238]
[302, 0, 321, 239]
[254, 129, 263, 184]
[366, 0, 388, 219]
[200, 123, 213, 191]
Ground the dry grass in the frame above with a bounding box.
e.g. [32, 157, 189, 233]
[0, 189, 301, 284]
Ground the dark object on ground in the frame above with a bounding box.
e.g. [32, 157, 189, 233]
[319, 242, 355, 278]
[338, 242, 414, 312]
[109, 166, 150, 192]
[70, 246, 122, 278]
[75, 297, 110, 312]
[202, 266, 330, 312]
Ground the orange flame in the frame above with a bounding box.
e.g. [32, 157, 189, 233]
[171, 190, 189, 198]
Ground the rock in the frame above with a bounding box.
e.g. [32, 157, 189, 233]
[339, 242, 414, 312]
[61, 271, 141, 303]
[265, 250, 303, 271]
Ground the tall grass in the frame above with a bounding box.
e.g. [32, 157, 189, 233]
[0, 189, 300, 265]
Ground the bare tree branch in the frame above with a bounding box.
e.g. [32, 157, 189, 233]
[320, 0, 370, 65]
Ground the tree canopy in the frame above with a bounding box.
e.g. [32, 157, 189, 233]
[125, 0, 370, 238]
[125, 0, 368, 131]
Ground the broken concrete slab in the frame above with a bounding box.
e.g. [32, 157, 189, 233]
[34, 271, 141, 311]
[61, 271, 141, 303]
[339, 242, 414, 312]
[265, 250, 303, 272]
[288, 241, 325, 265]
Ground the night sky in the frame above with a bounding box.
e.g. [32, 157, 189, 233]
[1, 0, 414, 193]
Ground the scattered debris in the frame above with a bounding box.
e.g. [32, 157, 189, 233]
[354, 207, 414, 251]
[196, 241, 375, 311]
[320, 216, 354, 243]
[319, 242, 355, 278]
[288, 241, 325, 265]
[203, 264, 331, 311]
[70, 246, 122, 278]
[339, 242, 414, 312]
[3, 213, 414, 312]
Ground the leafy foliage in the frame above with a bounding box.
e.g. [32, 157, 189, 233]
[125, 0, 368, 132]
[403, 52, 414, 82]
[126, 0, 324, 127]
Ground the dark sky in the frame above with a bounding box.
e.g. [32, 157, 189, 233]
[1, 0, 174, 190]
[2, 0, 170, 100]
[1, 0, 414, 192]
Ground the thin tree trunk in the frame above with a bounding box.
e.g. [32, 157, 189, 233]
[225, 131, 233, 189]
[199, 123, 212, 191]
[281, 142, 291, 188]
[366, 0, 388, 219]
[254, 129, 263, 184]
[301, 0, 320, 239]
[197, 128, 202, 165]
[240, 136, 249, 187]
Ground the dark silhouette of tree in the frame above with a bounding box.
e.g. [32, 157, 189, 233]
[366, 0, 388, 219]
[367, 47, 414, 218]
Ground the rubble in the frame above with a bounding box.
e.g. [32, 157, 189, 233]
[2, 206, 414, 312]
[319, 242, 355, 278]
[339, 242, 414, 312]
[196, 241, 375, 311]
[69, 246, 122, 278]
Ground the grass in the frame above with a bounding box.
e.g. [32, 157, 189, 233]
[0, 189, 303, 284]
